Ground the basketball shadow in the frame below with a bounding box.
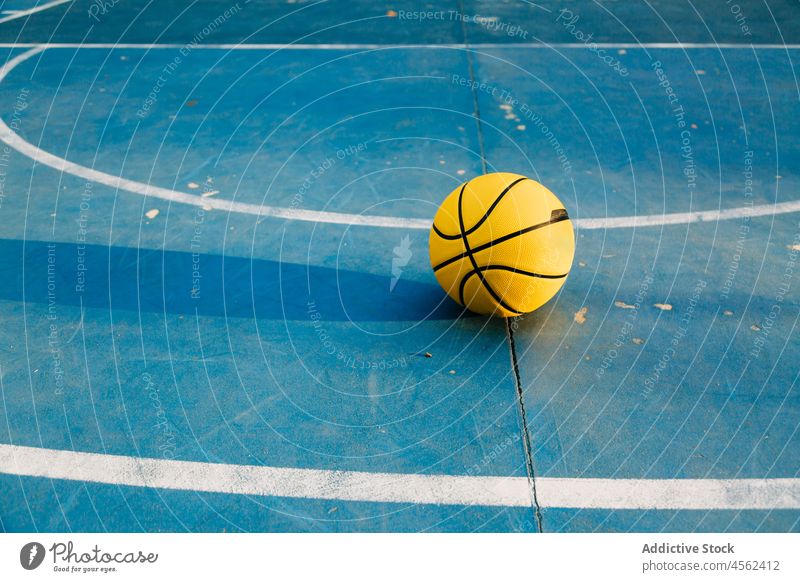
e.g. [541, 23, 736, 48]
[0, 238, 467, 322]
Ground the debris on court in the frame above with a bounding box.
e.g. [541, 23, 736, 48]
[751, 324, 761, 331]
[724, 310, 734, 316]
[788, 243, 800, 251]
[187, 182, 200, 189]
[448, 370, 456, 375]
[614, 300, 635, 309]
[578, 261, 586, 267]
[201, 190, 220, 197]
[573, 306, 588, 324]
[632, 337, 644, 345]
[424, 352, 432, 358]
[653, 303, 672, 311]
[144, 208, 159, 220]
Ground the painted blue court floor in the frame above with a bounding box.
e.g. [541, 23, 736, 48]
[0, 0, 799, 532]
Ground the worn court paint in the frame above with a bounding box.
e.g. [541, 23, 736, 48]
[0, 444, 532, 507]
[474, 45, 800, 530]
[3, 443, 799, 510]
[1, 0, 798, 45]
[473, 45, 800, 532]
[515, 222, 800, 531]
[3, 42, 800, 49]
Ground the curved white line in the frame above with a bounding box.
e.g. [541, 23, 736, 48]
[1, 444, 799, 509]
[2, 46, 798, 231]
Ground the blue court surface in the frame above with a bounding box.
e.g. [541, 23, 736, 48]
[0, 0, 799, 532]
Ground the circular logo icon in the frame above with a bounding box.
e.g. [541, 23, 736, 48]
[20, 542, 45, 570]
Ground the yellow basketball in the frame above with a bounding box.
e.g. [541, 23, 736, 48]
[429, 172, 575, 317]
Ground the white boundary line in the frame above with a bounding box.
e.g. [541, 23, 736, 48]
[1, 45, 799, 231]
[2, 443, 799, 509]
[0, 42, 800, 49]
[0, 0, 71, 26]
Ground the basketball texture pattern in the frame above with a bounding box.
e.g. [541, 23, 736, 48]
[429, 173, 575, 317]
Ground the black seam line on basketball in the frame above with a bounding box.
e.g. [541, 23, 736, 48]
[431, 223, 458, 241]
[478, 265, 569, 279]
[432, 177, 528, 241]
[458, 267, 569, 308]
[432, 212, 570, 272]
[457, 179, 522, 315]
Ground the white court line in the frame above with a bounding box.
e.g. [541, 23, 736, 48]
[0, 0, 71, 26]
[0, 42, 800, 49]
[1, 443, 799, 509]
[2, 45, 799, 230]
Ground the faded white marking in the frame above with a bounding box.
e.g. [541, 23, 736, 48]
[1, 444, 798, 509]
[1, 46, 799, 231]
[0, 0, 71, 26]
[0, 443, 531, 507]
